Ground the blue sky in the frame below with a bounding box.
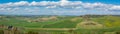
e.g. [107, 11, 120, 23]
[0, 0, 120, 15]
[0, 0, 120, 5]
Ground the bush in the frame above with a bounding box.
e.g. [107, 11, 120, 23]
[27, 31, 38, 34]
[0, 30, 4, 34]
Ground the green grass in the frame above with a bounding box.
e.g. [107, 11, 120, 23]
[0, 15, 120, 34]
[43, 18, 82, 28]
[0, 16, 120, 28]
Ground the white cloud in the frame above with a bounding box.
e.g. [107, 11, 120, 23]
[0, 1, 113, 8]
[109, 6, 120, 11]
[0, 1, 120, 15]
[60, 0, 69, 6]
[46, 5, 57, 8]
[13, 1, 29, 6]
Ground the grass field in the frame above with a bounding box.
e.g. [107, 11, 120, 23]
[0, 15, 120, 34]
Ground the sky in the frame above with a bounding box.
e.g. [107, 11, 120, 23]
[0, 0, 120, 15]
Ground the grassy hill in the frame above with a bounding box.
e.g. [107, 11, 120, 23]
[0, 15, 120, 34]
[0, 15, 120, 28]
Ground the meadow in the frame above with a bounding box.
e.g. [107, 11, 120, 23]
[0, 15, 120, 34]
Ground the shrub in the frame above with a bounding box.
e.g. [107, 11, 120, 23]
[27, 31, 38, 34]
[0, 30, 4, 34]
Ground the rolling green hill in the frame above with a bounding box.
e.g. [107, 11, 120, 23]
[0, 15, 120, 34]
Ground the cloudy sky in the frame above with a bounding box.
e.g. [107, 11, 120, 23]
[0, 0, 120, 15]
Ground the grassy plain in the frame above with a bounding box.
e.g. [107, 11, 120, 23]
[0, 15, 120, 34]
